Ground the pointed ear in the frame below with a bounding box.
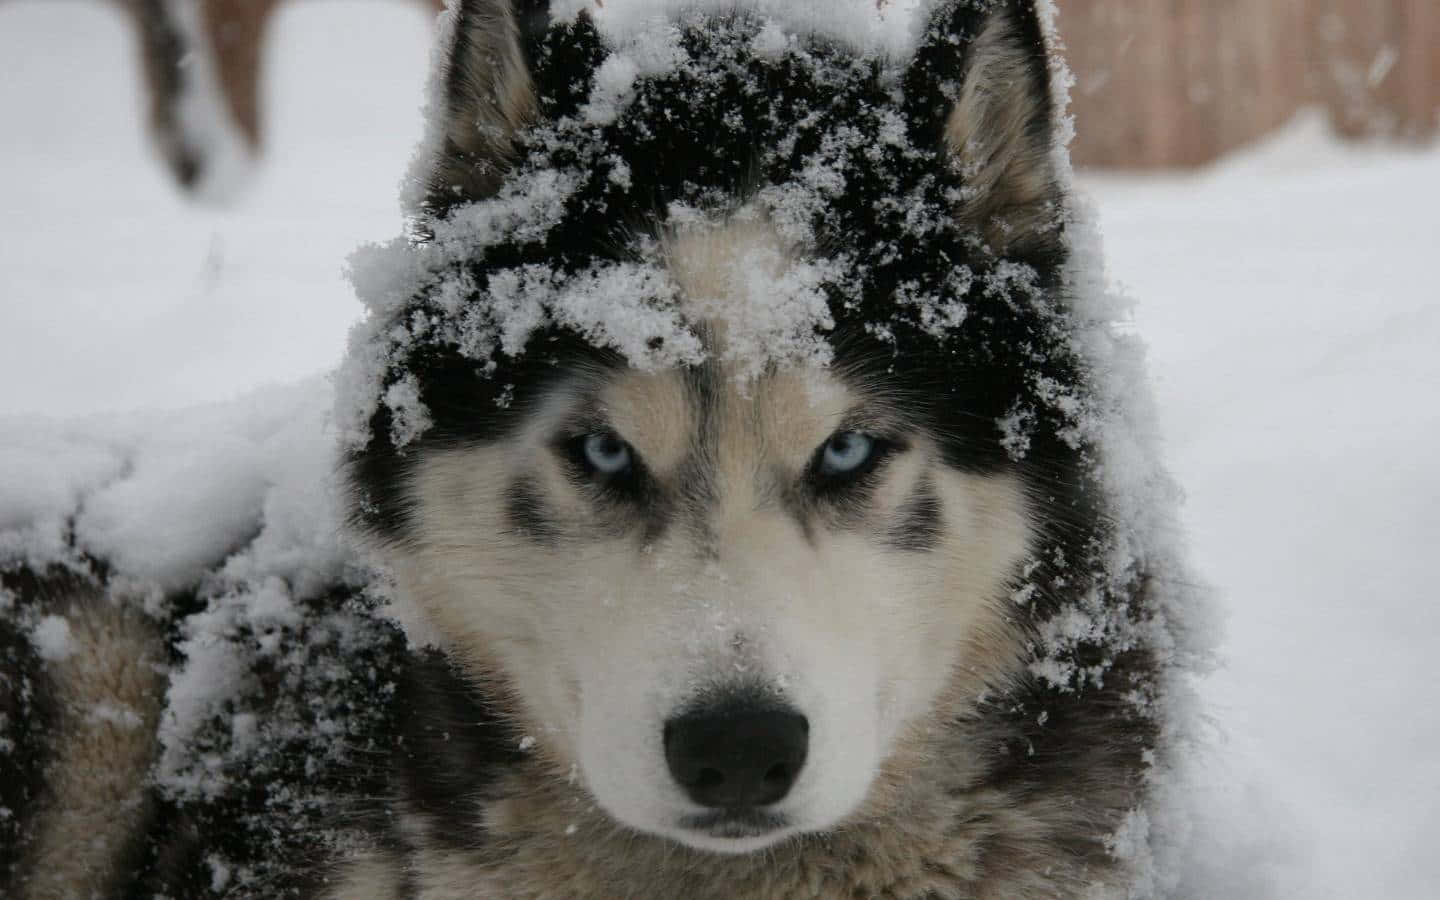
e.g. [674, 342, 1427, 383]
[906, 1, 1064, 258]
[425, 0, 548, 214]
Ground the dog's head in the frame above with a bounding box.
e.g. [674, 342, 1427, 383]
[348, 0, 1079, 854]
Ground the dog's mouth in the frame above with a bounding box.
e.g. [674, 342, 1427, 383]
[677, 807, 790, 841]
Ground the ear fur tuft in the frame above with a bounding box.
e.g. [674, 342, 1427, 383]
[913, 1, 1064, 257]
[427, 0, 545, 214]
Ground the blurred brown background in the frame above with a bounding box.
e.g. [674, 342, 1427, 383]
[1062, 0, 1439, 167]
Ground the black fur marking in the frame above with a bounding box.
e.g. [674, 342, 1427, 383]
[624, 472, 676, 546]
[504, 477, 559, 544]
[671, 452, 720, 557]
[0, 568, 63, 891]
[554, 428, 676, 544]
[776, 477, 818, 549]
[523, 8, 607, 123]
[888, 478, 943, 552]
[394, 650, 528, 851]
[124, 585, 409, 898]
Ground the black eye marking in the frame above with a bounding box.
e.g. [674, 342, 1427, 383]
[504, 477, 558, 545]
[888, 479, 942, 552]
[552, 427, 673, 540]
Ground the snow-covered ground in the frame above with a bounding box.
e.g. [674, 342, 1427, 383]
[2, 1, 1436, 895]
[1082, 118, 1440, 897]
[0, 0, 433, 417]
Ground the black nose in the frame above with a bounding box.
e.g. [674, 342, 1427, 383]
[663, 705, 808, 808]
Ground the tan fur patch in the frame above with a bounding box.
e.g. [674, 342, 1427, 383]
[599, 370, 697, 476]
[665, 220, 795, 319]
[18, 587, 166, 900]
[317, 849, 405, 900]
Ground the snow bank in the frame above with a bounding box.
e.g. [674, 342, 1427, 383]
[0, 379, 345, 585]
[1082, 114, 1440, 899]
[0, 378, 405, 890]
[0, 0, 430, 420]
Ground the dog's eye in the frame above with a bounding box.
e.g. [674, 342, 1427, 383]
[818, 431, 877, 476]
[580, 432, 633, 475]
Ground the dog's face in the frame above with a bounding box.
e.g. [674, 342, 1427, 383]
[350, 0, 1070, 855]
[393, 220, 1033, 851]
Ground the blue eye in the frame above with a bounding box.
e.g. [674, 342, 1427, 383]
[582, 432, 632, 475]
[819, 431, 875, 475]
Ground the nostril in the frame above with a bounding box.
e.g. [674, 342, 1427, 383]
[663, 702, 809, 809]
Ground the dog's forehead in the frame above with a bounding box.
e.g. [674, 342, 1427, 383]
[582, 216, 854, 470]
[662, 218, 787, 315]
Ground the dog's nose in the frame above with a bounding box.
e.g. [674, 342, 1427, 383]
[663, 705, 808, 808]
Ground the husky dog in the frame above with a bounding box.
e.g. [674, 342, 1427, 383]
[331, 0, 1168, 896]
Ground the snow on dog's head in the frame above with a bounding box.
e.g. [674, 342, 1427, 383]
[339, 0, 1150, 855]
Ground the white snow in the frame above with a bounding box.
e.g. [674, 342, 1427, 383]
[88, 703, 146, 730]
[0, 428, 127, 565]
[1078, 111, 1440, 898]
[1, 378, 348, 590]
[552, 0, 927, 56]
[1, 2, 1437, 896]
[0, 0, 431, 420]
[30, 614, 75, 662]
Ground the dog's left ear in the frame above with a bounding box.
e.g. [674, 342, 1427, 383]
[425, 0, 552, 215]
[904, 0, 1064, 258]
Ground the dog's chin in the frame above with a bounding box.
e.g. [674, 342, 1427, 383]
[663, 810, 800, 855]
[662, 817, 800, 852]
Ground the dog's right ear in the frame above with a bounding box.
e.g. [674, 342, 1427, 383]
[425, 0, 550, 214]
[903, 0, 1064, 259]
